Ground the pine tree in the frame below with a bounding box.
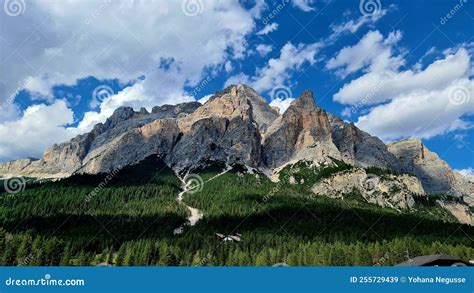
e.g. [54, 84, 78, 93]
[60, 244, 72, 266]
[115, 245, 126, 266]
[124, 247, 135, 266]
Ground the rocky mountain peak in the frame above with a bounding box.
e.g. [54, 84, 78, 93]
[387, 138, 474, 200]
[202, 84, 279, 134]
[109, 106, 136, 123]
[291, 90, 317, 109]
[262, 90, 340, 167]
[286, 91, 333, 138]
[139, 107, 149, 115]
[151, 102, 202, 116]
[0, 84, 471, 204]
[388, 139, 431, 166]
[192, 86, 253, 120]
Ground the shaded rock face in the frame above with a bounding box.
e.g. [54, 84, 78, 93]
[387, 139, 471, 196]
[78, 119, 182, 174]
[312, 168, 425, 210]
[0, 86, 269, 176]
[48, 102, 203, 174]
[262, 91, 341, 168]
[1, 102, 201, 177]
[165, 84, 269, 171]
[327, 113, 399, 170]
[77, 88, 265, 173]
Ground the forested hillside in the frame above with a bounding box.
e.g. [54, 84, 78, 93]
[0, 157, 473, 266]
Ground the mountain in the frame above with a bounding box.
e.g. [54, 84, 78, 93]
[2, 155, 472, 266]
[0, 84, 404, 175]
[1, 84, 474, 266]
[388, 139, 472, 197]
[1, 84, 473, 223]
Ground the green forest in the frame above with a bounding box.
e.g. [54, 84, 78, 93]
[1, 157, 473, 266]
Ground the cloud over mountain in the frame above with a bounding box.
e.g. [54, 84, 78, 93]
[328, 30, 473, 140]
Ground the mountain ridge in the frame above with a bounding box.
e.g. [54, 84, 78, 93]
[1, 84, 472, 203]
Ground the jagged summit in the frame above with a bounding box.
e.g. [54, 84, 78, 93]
[205, 84, 279, 133]
[292, 90, 317, 109]
[262, 90, 339, 167]
[0, 84, 472, 201]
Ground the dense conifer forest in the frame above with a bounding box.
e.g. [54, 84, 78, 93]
[1, 157, 473, 266]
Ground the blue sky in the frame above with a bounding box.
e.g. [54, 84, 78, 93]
[0, 0, 473, 174]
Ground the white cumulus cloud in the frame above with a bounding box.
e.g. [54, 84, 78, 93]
[328, 30, 474, 141]
[292, 0, 316, 12]
[0, 100, 77, 161]
[256, 23, 278, 35]
[251, 42, 322, 92]
[326, 30, 403, 79]
[0, 0, 261, 162]
[256, 44, 274, 56]
[269, 98, 295, 114]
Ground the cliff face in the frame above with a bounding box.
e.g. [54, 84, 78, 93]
[0, 102, 201, 177]
[387, 139, 473, 198]
[312, 168, 425, 210]
[0, 84, 472, 202]
[166, 84, 263, 171]
[327, 113, 399, 170]
[0, 158, 40, 176]
[262, 91, 340, 168]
